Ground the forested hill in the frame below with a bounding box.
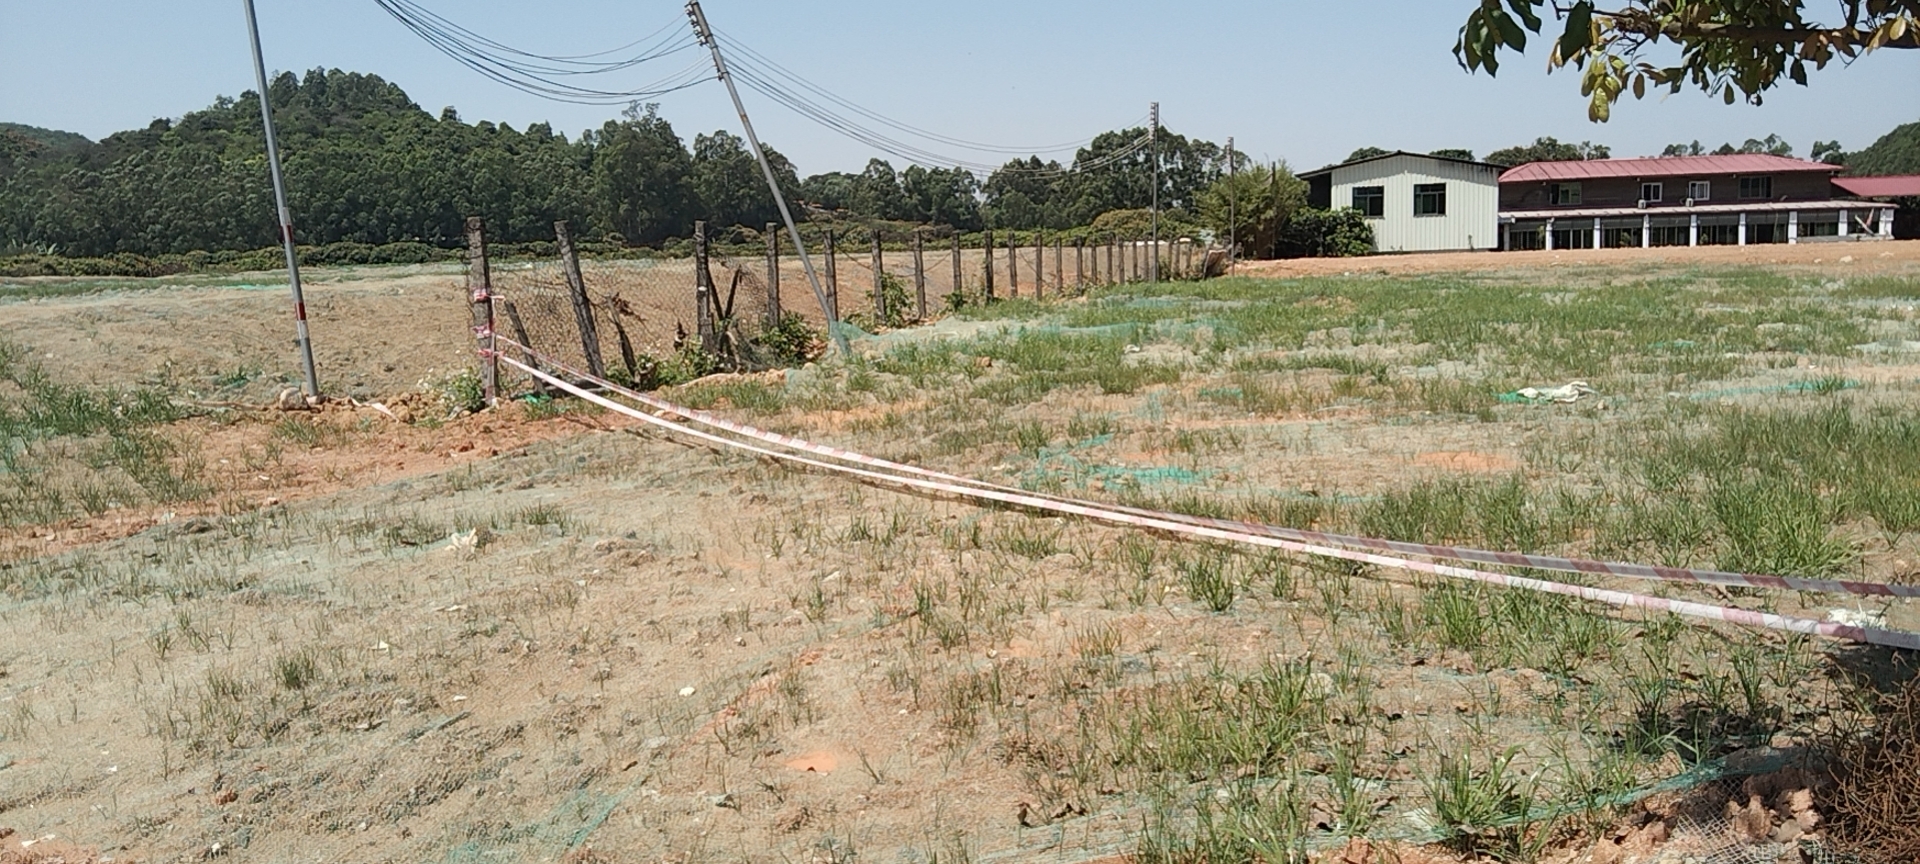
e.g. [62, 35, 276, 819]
[1846, 121, 1920, 177]
[0, 68, 1226, 258]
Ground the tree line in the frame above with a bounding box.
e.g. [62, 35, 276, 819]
[5, 68, 1914, 262]
[0, 69, 1254, 259]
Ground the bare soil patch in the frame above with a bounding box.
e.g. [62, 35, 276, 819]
[3, 254, 1918, 863]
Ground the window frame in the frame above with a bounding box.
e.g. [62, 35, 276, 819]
[1641, 182, 1663, 203]
[1351, 186, 1385, 218]
[1738, 176, 1773, 200]
[1550, 182, 1583, 206]
[1688, 180, 1712, 202]
[1413, 182, 1447, 217]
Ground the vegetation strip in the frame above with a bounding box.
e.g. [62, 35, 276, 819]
[496, 351, 1920, 652]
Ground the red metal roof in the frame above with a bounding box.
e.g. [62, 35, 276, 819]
[1832, 175, 1920, 198]
[1500, 154, 1839, 184]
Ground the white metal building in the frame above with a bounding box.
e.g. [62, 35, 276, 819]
[1301, 151, 1503, 253]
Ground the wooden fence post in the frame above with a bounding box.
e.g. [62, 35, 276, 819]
[1107, 238, 1116, 285]
[500, 300, 545, 396]
[984, 230, 995, 301]
[824, 228, 840, 321]
[464, 216, 497, 406]
[1074, 238, 1084, 290]
[1033, 233, 1045, 299]
[951, 232, 963, 306]
[1006, 231, 1018, 298]
[693, 220, 716, 356]
[555, 220, 606, 378]
[1054, 237, 1063, 295]
[765, 222, 781, 327]
[871, 229, 886, 324]
[912, 230, 927, 320]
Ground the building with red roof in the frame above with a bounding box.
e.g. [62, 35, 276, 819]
[1497, 154, 1900, 249]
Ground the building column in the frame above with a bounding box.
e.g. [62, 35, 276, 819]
[1593, 217, 1603, 249]
[1689, 213, 1699, 247]
[1500, 222, 1511, 251]
[1885, 207, 1898, 239]
[1788, 210, 1799, 244]
[1738, 212, 1748, 246]
[1641, 213, 1650, 248]
[1839, 208, 1851, 238]
[1545, 219, 1555, 251]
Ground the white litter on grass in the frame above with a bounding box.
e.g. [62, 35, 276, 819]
[1827, 608, 1887, 629]
[678, 686, 697, 697]
[445, 529, 479, 553]
[1515, 381, 1598, 403]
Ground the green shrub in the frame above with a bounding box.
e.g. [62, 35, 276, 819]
[754, 312, 821, 367]
[1275, 207, 1375, 258]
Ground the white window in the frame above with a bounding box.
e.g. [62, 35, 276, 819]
[1688, 180, 1712, 201]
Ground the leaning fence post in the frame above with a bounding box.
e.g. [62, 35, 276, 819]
[912, 229, 927, 320]
[765, 221, 781, 328]
[984, 230, 995, 301]
[555, 220, 606, 378]
[465, 216, 497, 406]
[871, 228, 886, 324]
[824, 228, 840, 321]
[501, 300, 545, 396]
[694, 220, 716, 355]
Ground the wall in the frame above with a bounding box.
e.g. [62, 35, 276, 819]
[1329, 156, 1500, 252]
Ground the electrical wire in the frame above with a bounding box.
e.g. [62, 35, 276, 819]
[718, 29, 1130, 155]
[372, 0, 714, 105]
[371, 0, 1156, 177]
[727, 57, 1151, 177]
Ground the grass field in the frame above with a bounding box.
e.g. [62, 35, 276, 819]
[2, 249, 1919, 863]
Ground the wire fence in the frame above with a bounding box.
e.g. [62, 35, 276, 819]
[477, 219, 1224, 394]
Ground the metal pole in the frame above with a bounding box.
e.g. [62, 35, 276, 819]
[243, 0, 320, 399]
[1226, 135, 1236, 276]
[1149, 101, 1160, 283]
[686, 1, 844, 354]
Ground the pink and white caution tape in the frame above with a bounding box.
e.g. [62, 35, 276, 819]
[496, 336, 1920, 600]
[496, 351, 1920, 652]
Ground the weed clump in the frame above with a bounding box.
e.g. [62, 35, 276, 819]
[1826, 677, 1920, 863]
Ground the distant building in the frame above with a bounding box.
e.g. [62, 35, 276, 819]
[1831, 174, 1920, 240]
[1301, 151, 1502, 253]
[1497, 154, 1898, 249]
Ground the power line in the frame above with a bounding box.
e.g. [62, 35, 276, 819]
[716, 30, 1123, 156]
[371, 0, 712, 105]
[726, 55, 1151, 178]
[371, 1, 1161, 179]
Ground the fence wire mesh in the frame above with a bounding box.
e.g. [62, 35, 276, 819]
[484, 229, 1222, 394]
[491, 253, 782, 393]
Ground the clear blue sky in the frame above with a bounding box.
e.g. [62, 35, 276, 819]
[3, 0, 1917, 174]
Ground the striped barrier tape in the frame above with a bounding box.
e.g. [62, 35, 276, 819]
[494, 336, 1920, 601]
[495, 352, 1920, 652]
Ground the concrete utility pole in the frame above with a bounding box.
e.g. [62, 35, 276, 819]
[243, 0, 321, 399]
[685, 0, 845, 353]
[1226, 135, 1236, 275]
[1149, 102, 1160, 282]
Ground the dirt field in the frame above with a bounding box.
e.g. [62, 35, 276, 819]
[3, 242, 1920, 863]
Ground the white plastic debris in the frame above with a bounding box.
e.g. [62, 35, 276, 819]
[1827, 608, 1887, 629]
[1514, 381, 1597, 403]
